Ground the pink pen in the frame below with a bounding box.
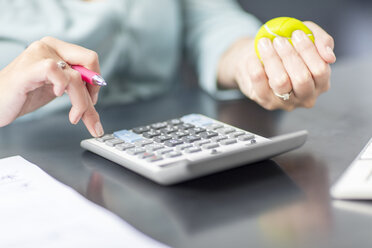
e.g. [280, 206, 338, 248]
[71, 65, 107, 86]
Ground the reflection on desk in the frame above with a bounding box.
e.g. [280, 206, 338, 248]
[81, 151, 329, 248]
[267, 154, 332, 247]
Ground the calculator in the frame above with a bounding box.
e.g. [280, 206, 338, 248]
[81, 114, 307, 185]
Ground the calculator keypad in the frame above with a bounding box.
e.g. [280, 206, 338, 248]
[95, 114, 257, 164]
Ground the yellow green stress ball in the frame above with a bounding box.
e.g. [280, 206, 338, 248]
[254, 17, 314, 60]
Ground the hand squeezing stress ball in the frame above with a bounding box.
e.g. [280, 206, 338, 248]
[217, 17, 336, 111]
[254, 17, 315, 101]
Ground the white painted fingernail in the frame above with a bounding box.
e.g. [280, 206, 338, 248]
[273, 37, 290, 49]
[258, 38, 271, 52]
[94, 122, 104, 137]
[292, 30, 306, 43]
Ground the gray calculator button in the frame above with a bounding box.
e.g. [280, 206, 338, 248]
[184, 147, 202, 153]
[194, 140, 211, 147]
[177, 123, 194, 130]
[183, 135, 201, 143]
[238, 134, 255, 141]
[143, 130, 161, 139]
[206, 123, 223, 130]
[202, 143, 219, 149]
[157, 148, 174, 155]
[164, 139, 184, 147]
[153, 135, 172, 143]
[105, 138, 124, 147]
[116, 143, 135, 151]
[171, 131, 189, 139]
[96, 134, 114, 142]
[151, 122, 168, 130]
[147, 156, 163, 162]
[188, 127, 206, 135]
[127, 147, 146, 155]
[135, 139, 153, 147]
[176, 143, 193, 151]
[212, 135, 228, 142]
[160, 126, 178, 134]
[228, 131, 245, 138]
[216, 127, 235, 135]
[132, 126, 150, 134]
[167, 119, 183, 126]
[166, 151, 182, 158]
[200, 131, 218, 139]
[145, 144, 164, 152]
[220, 138, 237, 145]
[139, 152, 155, 159]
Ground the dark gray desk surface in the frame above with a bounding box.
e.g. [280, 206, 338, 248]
[1, 58, 372, 248]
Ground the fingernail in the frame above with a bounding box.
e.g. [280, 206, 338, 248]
[292, 30, 307, 43]
[273, 37, 290, 49]
[71, 115, 81, 125]
[94, 122, 104, 137]
[70, 108, 81, 125]
[258, 38, 271, 52]
[326, 46, 335, 58]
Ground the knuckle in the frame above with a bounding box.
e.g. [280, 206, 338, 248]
[84, 108, 99, 120]
[27, 40, 48, 53]
[86, 50, 99, 64]
[239, 85, 251, 99]
[43, 58, 58, 72]
[273, 74, 290, 89]
[264, 104, 276, 111]
[302, 98, 316, 109]
[40, 36, 55, 44]
[249, 70, 266, 82]
[317, 81, 331, 94]
[323, 82, 331, 92]
[261, 100, 277, 111]
[247, 91, 267, 109]
[294, 71, 312, 85]
[70, 70, 82, 82]
[312, 63, 330, 79]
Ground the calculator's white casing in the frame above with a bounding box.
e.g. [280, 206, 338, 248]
[81, 115, 307, 185]
[331, 138, 372, 199]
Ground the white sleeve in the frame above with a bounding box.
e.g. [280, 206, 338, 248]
[182, 0, 262, 100]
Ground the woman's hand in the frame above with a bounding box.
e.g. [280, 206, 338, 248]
[0, 36, 104, 137]
[217, 21, 336, 111]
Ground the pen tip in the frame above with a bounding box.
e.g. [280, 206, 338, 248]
[98, 81, 107, 86]
[93, 75, 107, 86]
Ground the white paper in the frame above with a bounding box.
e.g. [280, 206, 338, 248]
[0, 156, 168, 248]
